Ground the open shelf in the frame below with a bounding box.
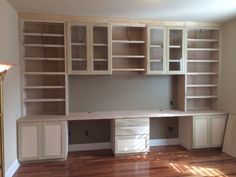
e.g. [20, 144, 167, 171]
[186, 28, 220, 111]
[112, 25, 146, 73]
[21, 20, 67, 116]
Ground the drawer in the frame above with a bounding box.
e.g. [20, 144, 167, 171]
[115, 135, 149, 154]
[115, 118, 149, 127]
[115, 126, 149, 136]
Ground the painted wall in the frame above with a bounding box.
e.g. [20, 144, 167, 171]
[221, 18, 236, 114]
[0, 0, 21, 174]
[69, 75, 176, 112]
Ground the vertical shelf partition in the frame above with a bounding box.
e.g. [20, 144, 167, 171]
[21, 20, 67, 115]
[186, 28, 220, 110]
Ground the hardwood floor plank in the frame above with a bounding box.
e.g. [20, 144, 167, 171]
[13, 146, 236, 177]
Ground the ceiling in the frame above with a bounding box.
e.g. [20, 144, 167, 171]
[7, 0, 236, 23]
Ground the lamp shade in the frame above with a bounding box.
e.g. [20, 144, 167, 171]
[0, 63, 13, 73]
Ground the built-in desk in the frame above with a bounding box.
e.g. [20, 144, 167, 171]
[17, 109, 228, 161]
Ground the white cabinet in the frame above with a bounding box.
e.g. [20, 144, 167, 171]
[111, 118, 150, 155]
[18, 122, 42, 161]
[18, 121, 68, 161]
[179, 114, 227, 150]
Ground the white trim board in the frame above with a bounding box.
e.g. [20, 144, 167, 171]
[69, 142, 111, 152]
[5, 160, 20, 177]
[150, 138, 180, 146]
[69, 139, 179, 152]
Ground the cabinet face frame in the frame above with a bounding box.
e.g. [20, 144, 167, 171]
[18, 122, 43, 161]
[166, 26, 186, 74]
[146, 26, 167, 74]
[68, 22, 90, 74]
[90, 23, 112, 75]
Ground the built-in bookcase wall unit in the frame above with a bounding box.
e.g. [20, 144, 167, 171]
[167, 27, 185, 74]
[68, 23, 111, 75]
[21, 20, 67, 115]
[186, 28, 220, 111]
[112, 24, 146, 74]
[147, 26, 166, 74]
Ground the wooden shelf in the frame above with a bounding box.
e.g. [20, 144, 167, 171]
[24, 72, 65, 75]
[24, 86, 65, 89]
[187, 72, 218, 75]
[24, 99, 65, 103]
[187, 38, 219, 42]
[187, 60, 219, 63]
[169, 45, 181, 48]
[24, 44, 64, 48]
[112, 40, 145, 44]
[72, 58, 87, 61]
[188, 48, 219, 51]
[112, 55, 145, 58]
[24, 57, 65, 61]
[71, 43, 86, 46]
[93, 43, 108, 47]
[22, 32, 64, 37]
[112, 68, 145, 72]
[187, 95, 218, 99]
[93, 59, 108, 62]
[187, 84, 218, 88]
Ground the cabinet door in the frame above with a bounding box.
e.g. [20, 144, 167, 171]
[193, 116, 210, 148]
[42, 121, 67, 159]
[167, 27, 185, 74]
[210, 115, 227, 147]
[147, 26, 166, 74]
[68, 22, 90, 74]
[90, 23, 111, 74]
[18, 122, 42, 161]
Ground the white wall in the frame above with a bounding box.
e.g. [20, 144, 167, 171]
[0, 0, 21, 175]
[221, 18, 236, 114]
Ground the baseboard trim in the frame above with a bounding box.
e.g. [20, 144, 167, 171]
[150, 138, 180, 146]
[69, 142, 111, 152]
[5, 159, 20, 177]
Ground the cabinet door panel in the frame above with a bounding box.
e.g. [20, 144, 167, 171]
[211, 115, 227, 147]
[193, 116, 210, 148]
[43, 121, 67, 159]
[18, 122, 42, 161]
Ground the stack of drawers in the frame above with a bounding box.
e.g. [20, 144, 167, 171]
[111, 118, 150, 155]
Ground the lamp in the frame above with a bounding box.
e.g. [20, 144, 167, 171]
[0, 63, 13, 177]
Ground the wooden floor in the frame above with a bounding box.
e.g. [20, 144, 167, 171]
[13, 146, 236, 177]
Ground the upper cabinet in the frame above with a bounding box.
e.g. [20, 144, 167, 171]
[68, 22, 111, 75]
[112, 24, 146, 74]
[147, 26, 185, 75]
[147, 26, 166, 74]
[167, 27, 185, 74]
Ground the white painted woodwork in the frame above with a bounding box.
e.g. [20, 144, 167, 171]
[18, 122, 42, 161]
[193, 116, 210, 148]
[179, 114, 228, 150]
[223, 114, 236, 158]
[18, 120, 68, 161]
[210, 115, 227, 147]
[111, 118, 150, 154]
[43, 122, 62, 157]
[115, 135, 149, 154]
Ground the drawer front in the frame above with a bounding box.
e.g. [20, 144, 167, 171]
[116, 126, 149, 136]
[115, 135, 149, 154]
[115, 118, 149, 127]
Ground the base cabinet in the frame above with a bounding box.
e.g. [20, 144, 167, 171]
[18, 121, 68, 162]
[179, 114, 228, 150]
[111, 118, 150, 155]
